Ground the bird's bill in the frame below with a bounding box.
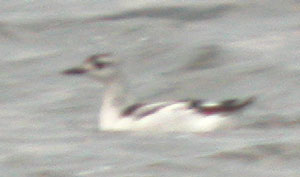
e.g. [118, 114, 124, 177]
[62, 66, 88, 75]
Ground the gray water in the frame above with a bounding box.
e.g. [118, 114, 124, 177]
[1, 0, 300, 176]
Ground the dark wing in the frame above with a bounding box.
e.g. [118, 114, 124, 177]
[121, 102, 170, 119]
[188, 96, 255, 115]
[121, 96, 255, 119]
[121, 103, 145, 117]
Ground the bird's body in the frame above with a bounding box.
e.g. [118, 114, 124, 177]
[63, 53, 254, 133]
[100, 100, 230, 132]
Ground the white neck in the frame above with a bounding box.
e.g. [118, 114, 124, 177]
[98, 70, 131, 130]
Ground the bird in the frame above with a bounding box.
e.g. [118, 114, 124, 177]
[62, 53, 254, 132]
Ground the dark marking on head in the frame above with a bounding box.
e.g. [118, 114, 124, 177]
[94, 62, 112, 69]
[122, 103, 145, 117]
[85, 53, 112, 63]
[85, 53, 113, 70]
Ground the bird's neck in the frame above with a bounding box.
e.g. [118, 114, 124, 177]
[99, 72, 131, 130]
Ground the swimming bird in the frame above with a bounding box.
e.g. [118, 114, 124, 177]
[63, 53, 254, 132]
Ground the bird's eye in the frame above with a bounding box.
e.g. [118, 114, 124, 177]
[95, 62, 109, 69]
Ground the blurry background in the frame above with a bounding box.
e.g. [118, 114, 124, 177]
[1, 0, 300, 176]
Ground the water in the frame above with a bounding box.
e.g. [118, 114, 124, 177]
[1, 0, 300, 176]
